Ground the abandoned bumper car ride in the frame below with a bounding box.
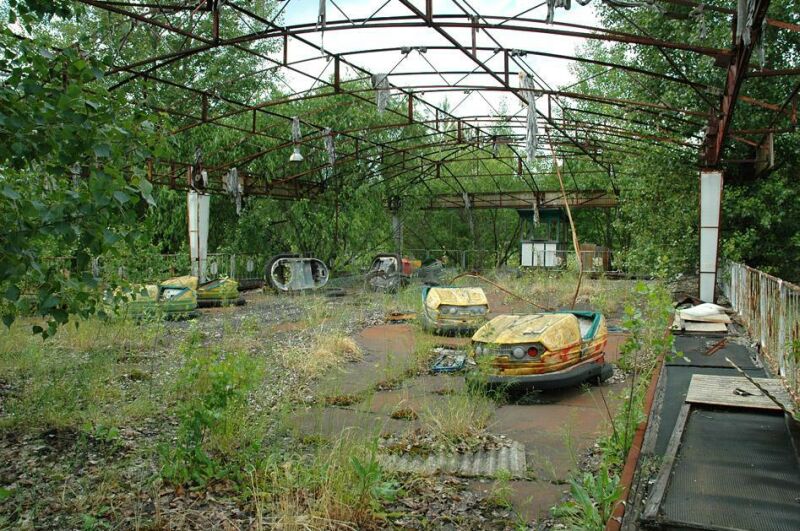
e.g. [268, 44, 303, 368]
[471, 311, 612, 389]
[125, 275, 242, 318]
[421, 286, 489, 334]
[266, 254, 329, 292]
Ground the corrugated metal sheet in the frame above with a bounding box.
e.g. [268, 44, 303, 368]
[379, 441, 526, 478]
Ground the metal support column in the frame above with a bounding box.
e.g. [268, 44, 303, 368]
[699, 170, 723, 302]
[389, 196, 403, 256]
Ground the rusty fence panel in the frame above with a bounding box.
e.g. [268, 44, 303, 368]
[723, 262, 800, 401]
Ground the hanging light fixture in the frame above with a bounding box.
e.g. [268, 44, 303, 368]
[290, 146, 304, 162]
[290, 116, 303, 162]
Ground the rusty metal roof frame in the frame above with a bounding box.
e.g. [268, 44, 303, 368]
[75, 0, 799, 202]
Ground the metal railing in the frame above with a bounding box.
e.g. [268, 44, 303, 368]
[721, 262, 800, 400]
[49, 248, 622, 290]
[91, 253, 268, 285]
[404, 248, 615, 272]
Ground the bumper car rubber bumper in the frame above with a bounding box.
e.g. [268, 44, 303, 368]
[422, 314, 483, 336]
[481, 360, 613, 389]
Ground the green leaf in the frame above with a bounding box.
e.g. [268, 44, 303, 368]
[52, 309, 68, 324]
[2, 314, 14, 329]
[138, 177, 153, 196]
[139, 178, 156, 206]
[40, 294, 59, 310]
[1, 185, 21, 201]
[103, 228, 120, 244]
[4, 285, 20, 302]
[112, 190, 130, 204]
[93, 143, 111, 157]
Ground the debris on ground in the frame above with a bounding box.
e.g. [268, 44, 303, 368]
[383, 475, 530, 530]
[386, 311, 417, 323]
[430, 347, 472, 373]
[604, 365, 627, 384]
[381, 428, 513, 456]
[672, 302, 732, 334]
[390, 407, 419, 420]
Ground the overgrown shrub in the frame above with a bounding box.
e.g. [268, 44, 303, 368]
[252, 435, 398, 529]
[596, 282, 674, 467]
[159, 345, 264, 486]
[553, 282, 674, 529]
[552, 464, 622, 530]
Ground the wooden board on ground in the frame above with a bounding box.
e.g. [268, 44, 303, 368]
[684, 321, 727, 333]
[671, 314, 728, 334]
[676, 309, 732, 324]
[686, 374, 793, 412]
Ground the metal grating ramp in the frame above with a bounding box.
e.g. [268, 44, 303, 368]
[669, 336, 759, 369]
[654, 366, 767, 456]
[660, 409, 800, 531]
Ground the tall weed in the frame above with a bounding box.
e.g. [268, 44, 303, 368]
[552, 464, 622, 530]
[252, 435, 398, 529]
[159, 347, 265, 486]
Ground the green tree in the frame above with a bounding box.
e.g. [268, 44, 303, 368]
[0, 1, 165, 335]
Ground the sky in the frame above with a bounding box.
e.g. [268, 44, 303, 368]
[269, 0, 600, 121]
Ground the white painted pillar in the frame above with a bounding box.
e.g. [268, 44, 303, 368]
[188, 190, 210, 282]
[699, 170, 723, 302]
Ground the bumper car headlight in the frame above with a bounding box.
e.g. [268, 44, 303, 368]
[511, 347, 526, 360]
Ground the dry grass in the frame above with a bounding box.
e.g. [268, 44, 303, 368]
[491, 269, 642, 316]
[279, 333, 363, 380]
[419, 391, 494, 449]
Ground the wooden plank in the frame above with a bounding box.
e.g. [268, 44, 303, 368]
[686, 374, 793, 412]
[683, 321, 727, 333]
[642, 403, 691, 522]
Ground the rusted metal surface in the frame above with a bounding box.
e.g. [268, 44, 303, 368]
[605, 330, 667, 531]
[702, 0, 772, 167]
[423, 190, 617, 210]
[722, 262, 800, 402]
[73, 0, 800, 202]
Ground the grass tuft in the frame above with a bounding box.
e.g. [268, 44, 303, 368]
[418, 389, 494, 450]
[279, 333, 363, 380]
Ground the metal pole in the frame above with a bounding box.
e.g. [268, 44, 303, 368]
[699, 169, 723, 302]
